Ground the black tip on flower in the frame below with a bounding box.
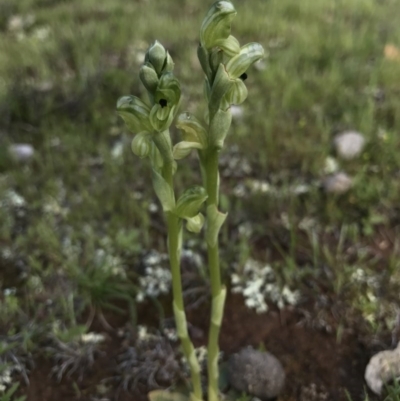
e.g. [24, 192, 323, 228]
[159, 99, 168, 108]
[239, 73, 248, 81]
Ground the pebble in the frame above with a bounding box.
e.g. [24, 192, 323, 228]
[8, 144, 34, 162]
[322, 172, 352, 194]
[365, 342, 400, 395]
[333, 131, 365, 160]
[228, 347, 285, 400]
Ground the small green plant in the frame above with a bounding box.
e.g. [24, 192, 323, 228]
[116, 2, 264, 400]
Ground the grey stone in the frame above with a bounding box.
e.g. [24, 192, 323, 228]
[334, 131, 365, 160]
[365, 342, 400, 395]
[228, 347, 285, 400]
[322, 172, 352, 194]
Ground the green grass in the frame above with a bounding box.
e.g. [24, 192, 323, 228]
[1, 0, 400, 398]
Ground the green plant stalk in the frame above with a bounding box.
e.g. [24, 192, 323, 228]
[204, 147, 226, 401]
[158, 143, 203, 401]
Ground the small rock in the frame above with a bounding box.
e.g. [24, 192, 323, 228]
[365, 342, 400, 395]
[8, 144, 34, 162]
[322, 172, 352, 194]
[334, 131, 365, 160]
[228, 347, 285, 400]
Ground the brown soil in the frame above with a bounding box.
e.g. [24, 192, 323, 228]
[15, 293, 380, 401]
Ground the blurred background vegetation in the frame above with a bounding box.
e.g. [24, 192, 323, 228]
[1, 0, 400, 399]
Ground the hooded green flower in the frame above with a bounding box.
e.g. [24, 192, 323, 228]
[150, 73, 181, 132]
[116, 95, 153, 133]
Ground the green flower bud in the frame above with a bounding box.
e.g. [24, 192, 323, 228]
[214, 35, 240, 57]
[173, 141, 204, 160]
[131, 132, 152, 158]
[225, 42, 265, 79]
[116, 95, 153, 133]
[146, 40, 167, 75]
[186, 213, 205, 233]
[176, 112, 208, 148]
[200, 1, 237, 50]
[140, 63, 159, 94]
[175, 186, 208, 219]
[224, 78, 248, 105]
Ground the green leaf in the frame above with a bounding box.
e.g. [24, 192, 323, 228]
[152, 169, 175, 212]
[206, 205, 227, 247]
[148, 390, 189, 401]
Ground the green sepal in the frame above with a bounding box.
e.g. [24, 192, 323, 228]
[173, 301, 189, 338]
[116, 95, 152, 133]
[209, 107, 232, 149]
[206, 204, 227, 247]
[176, 112, 208, 148]
[224, 78, 248, 105]
[131, 132, 152, 159]
[146, 40, 167, 75]
[185, 213, 205, 233]
[200, 1, 237, 50]
[225, 42, 265, 79]
[209, 64, 232, 115]
[173, 141, 204, 160]
[174, 186, 208, 218]
[152, 168, 175, 211]
[139, 63, 159, 94]
[214, 35, 240, 57]
[211, 287, 226, 327]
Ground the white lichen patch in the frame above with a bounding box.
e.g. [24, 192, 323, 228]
[136, 251, 171, 302]
[0, 365, 12, 393]
[80, 333, 106, 344]
[231, 259, 300, 313]
[365, 342, 400, 395]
